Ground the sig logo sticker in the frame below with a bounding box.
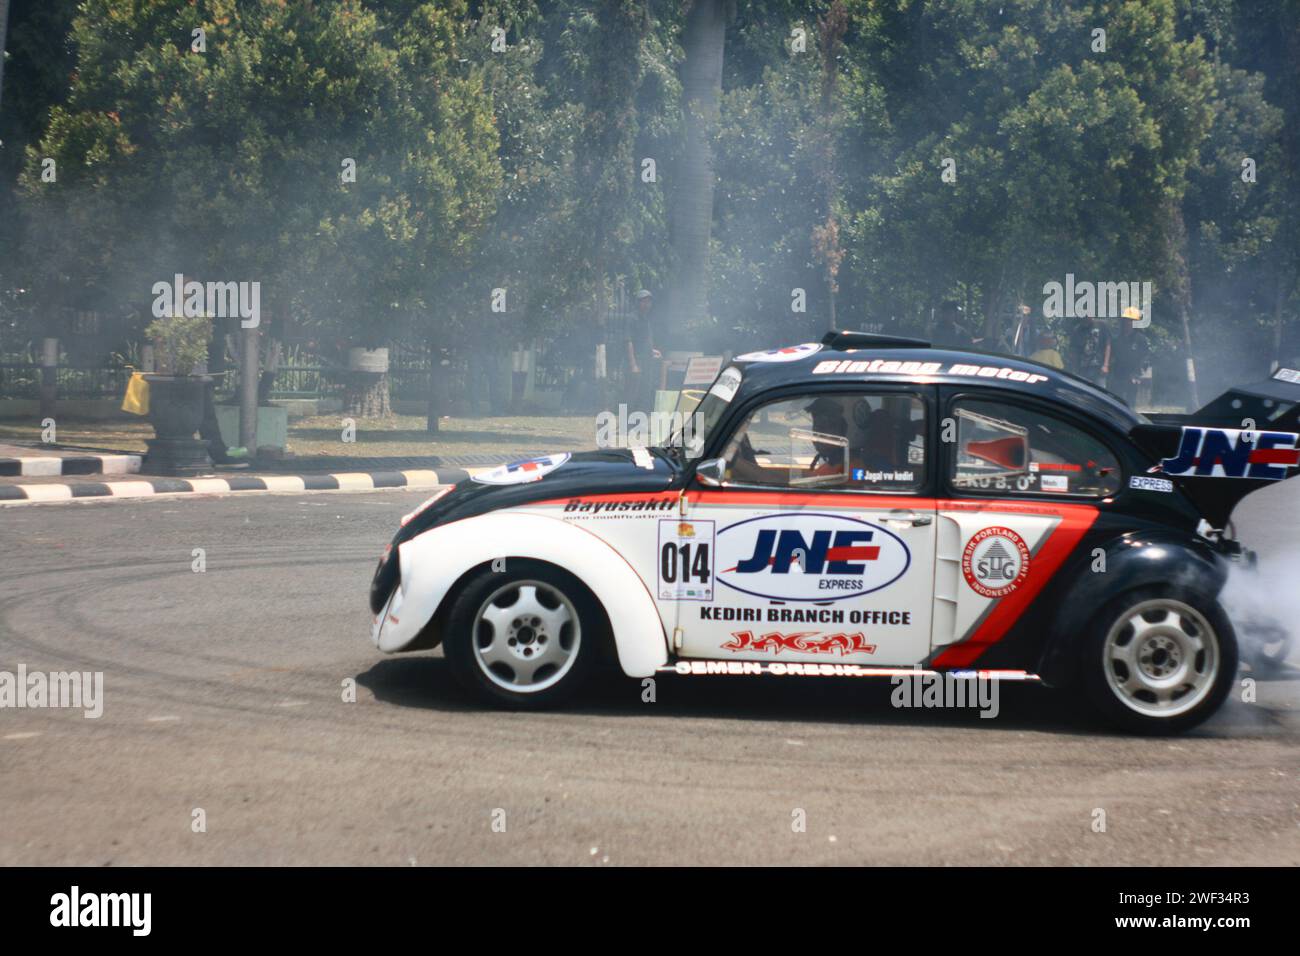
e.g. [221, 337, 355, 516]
[715, 513, 910, 602]
[471, 453, 571, 485]
[961, 526, 1030, 599]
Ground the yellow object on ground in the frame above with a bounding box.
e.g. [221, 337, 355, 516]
[121, 372, 150, 415]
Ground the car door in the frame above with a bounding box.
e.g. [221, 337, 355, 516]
[675, 386, 937, 666]
[928, 392, 1118, 668]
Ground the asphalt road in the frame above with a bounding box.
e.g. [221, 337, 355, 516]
[1, 484, 1298, 865]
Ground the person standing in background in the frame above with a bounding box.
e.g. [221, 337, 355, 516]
[1029, 332, 1065, 369]
[931, 300, 972, 350]
[626, 289, 662, 413]
[1109, 306, 1150, 408]
[1071, 315, 1112, 388]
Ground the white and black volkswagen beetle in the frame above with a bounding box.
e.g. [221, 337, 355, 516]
[369, 332, 1300, 733]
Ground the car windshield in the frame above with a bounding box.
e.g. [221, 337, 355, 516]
[662, 366, 741, 459]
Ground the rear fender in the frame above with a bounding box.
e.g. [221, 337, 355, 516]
[1036, 531, 1227, 686]
[373, 512, 670, 677]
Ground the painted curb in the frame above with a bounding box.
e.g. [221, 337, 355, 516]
[0, 453, 142, 477]
[0, 467, 480, 505]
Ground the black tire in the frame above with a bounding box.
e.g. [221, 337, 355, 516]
[1079, 586, 1237, 735]
[442, 560, 601, 709]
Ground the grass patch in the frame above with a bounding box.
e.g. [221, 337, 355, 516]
[288, 414, 594, 458]
[0, 414, 597, 460]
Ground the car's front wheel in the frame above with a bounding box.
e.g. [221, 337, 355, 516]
[443, 560, 600, 708]
[1081, 588, 1237, 734]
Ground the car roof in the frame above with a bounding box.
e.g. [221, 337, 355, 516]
[727, 336, 1142, 436]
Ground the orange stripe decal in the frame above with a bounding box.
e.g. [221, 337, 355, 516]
[931, 502, 1098, 667]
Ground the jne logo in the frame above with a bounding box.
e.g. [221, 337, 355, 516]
[730, 529, 879, 574]
[715, 513, 910, 602]
[1160, 428, 1300, 480]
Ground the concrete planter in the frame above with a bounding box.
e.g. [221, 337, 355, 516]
[216, 405, 288, 452]
[142, 375, 212, 476]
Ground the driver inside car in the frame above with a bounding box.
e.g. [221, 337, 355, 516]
[804, 396, 904, 482]
[724, 395, 908, 487]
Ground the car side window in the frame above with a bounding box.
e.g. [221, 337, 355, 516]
[950, 398, 1121, 497]
[720, 392, 926, 492]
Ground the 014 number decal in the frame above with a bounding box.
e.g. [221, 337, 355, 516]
[657, 519, 715, 601]
[662, 541, 710, 584]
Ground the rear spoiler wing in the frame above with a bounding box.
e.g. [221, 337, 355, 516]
[1130, 368, 1300, 527]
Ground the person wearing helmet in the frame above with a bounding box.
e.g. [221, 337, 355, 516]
[803, 396, 851, 474]
[723, 394, 909, 487]
[803, 396, 904, 483]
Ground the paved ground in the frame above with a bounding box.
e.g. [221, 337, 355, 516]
[1, 483, 1297, 865]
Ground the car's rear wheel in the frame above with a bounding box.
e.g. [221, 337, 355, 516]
[443, 560, 599, 708]
[1081, 588, 1237, 734]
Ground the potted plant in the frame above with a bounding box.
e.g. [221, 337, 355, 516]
[141, 313, 214, 475]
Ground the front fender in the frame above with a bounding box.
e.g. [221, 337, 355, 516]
[372, 511, 670, 677]
[1036, 530, 1227, 686]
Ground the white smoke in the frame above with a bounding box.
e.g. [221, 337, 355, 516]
[1220, 551, 1300, 672]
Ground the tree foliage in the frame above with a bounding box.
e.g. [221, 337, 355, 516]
[1, 0, 1297, 406]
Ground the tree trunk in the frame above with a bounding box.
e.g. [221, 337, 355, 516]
[983, 266, 1007, 344]
[425, 334, 441, 433]
[1163, 199, 1200, 408]
[343, 372, 391, 419]
[0, 0, 11, 114]
[816, 2, 848, 333]
[667, 0, 728, 346]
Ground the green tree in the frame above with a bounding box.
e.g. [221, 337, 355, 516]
[0, 0, 80, 343]
[665, 0, 731, 347]
[19, 0, 500, 416]
[838, 0, 1214, 378]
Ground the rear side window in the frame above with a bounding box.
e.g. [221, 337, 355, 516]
[949, 399, 1121, 498]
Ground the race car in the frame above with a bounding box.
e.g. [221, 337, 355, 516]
[368, 331, 1300, 733]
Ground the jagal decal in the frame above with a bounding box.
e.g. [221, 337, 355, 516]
[715, 512, 910, 602]
[472, 452, 571, 485]
[961, 526, 1030, 599]
[1158, 427, 1300, 480]
[722, 630, 878, 656]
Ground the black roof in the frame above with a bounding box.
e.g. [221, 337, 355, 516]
[727, 335, 1140, 435]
